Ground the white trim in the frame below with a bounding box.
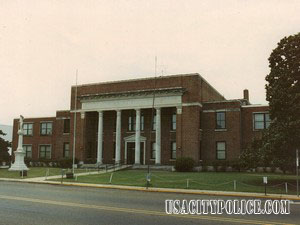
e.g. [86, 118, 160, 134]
[182, 102, 203, 107]
[56, 117, 71, 120]
[252, 111, 269, 114]
[242, 104, 269, 108]
[204, 99, 243, 104]
[214, 129, 227, 132]
[203, 108, 240, 113]
[81, 95, 182, 112]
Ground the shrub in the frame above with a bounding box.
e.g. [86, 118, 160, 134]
[174, 157, 195, 172]
[59, 159, 73, 168]
[230, 160, 242, 172]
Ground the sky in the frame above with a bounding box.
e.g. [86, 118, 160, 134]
[0, 0, 299, 126]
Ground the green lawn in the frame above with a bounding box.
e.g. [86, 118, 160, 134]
[0, 167, 99, 179]
[0, 167, 62, 178]
[56, 170, 299, 195]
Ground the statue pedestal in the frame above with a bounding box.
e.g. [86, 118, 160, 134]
[9, 149, 29, 171]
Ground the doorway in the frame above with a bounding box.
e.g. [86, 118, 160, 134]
[126, 142, 144, 165]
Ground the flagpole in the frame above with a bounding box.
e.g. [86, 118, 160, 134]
[72, 70, 78, 174]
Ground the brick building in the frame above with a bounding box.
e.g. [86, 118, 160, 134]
[12, 73, 270, 165]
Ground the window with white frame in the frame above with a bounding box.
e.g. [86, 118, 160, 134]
[23, 145, 32, 158]
[39, 145, 51, 159]
[151, 142, 156, 159]
[216, 142, 226, 160]
[171, 142, 176, 159]
[128, 114, 144, 131]
[40, 122, 52, 135]
[63, 142, 70, 158]
[152, 115, 156, 131]
[171, 113, 176, 130]
[23, 123, 33, 136]
[216, 112, 226, 129]
[253, 113, 270, 130]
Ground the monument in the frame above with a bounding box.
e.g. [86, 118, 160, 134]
[9, 115, 29, 171]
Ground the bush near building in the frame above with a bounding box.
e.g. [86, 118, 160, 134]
[174, 157, 195, 172]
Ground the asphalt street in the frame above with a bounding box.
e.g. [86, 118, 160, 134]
[0, 181, 299, 225]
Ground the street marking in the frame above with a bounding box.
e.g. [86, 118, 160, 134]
[0, 195, 294, 225]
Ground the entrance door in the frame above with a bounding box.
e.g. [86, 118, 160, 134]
[127, 143, 135, 164]
[127, 142, 144, 165]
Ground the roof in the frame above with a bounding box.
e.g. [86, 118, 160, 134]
[79, 87, 185, 100]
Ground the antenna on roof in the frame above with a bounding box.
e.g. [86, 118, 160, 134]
[72, 69, 78, 174]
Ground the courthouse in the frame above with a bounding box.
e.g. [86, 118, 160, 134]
[12, 73, 269, 165]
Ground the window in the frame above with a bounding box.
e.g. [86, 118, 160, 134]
[151, 142, 156, 159]
[171, 113, 176, 130]
[253, 113, 270, 130]
[152, 115, 156, 131]
[63, 142, 70, 158]
[216, 142, 226, 160]
[39, 145, 51, 159]
[113, 142, 116, 159]
[40, 122, 52, 135]
[216, 112, 226, 129]
[171, 142, 176, 159]
[63, 119, 70, 133]
[128, 115, 144, 131]
[23, 145, 32, 158]
[23, 123, 33, 136]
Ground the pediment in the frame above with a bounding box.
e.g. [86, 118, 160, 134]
[124, 134, 146, 142]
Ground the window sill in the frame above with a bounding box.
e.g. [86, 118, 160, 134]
[214, 129, 227, 132]
[169, 159, 176, 161]
[170, 130, 176, 133]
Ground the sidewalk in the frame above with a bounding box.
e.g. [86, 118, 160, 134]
[1, 174, 300, 201]
[24, 164, 130, 182]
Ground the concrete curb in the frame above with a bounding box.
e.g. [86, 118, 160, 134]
[1, 177, 300, 201]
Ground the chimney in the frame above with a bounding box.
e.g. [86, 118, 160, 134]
[243, 89, 249, 101]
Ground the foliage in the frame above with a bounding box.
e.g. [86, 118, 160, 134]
[174, 157, 195, 172]
[264, 32, 300, 164]
[240, 138, 263, 169]
[0, 130, 11, 163]
[59, 158, 74, 168]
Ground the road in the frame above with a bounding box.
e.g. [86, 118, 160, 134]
[0, 181, 299, 225]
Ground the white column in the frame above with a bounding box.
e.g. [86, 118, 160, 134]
[97, 111, 103, 164]
[115, 110, 121, 163]
[135, 109, 141, 164]
[155, 108, 161, 164]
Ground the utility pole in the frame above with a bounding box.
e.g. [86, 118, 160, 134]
[296, 149, 299, 197]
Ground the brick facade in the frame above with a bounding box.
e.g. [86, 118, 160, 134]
[12, 73, 269, 165]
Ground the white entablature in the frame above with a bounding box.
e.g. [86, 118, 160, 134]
[80, 87, 184, 111]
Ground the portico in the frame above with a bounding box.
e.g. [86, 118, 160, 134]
[79, 87, 184, 165]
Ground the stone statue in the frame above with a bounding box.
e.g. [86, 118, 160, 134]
[9, 115, 29, 171]
[19, 115, 24, 132]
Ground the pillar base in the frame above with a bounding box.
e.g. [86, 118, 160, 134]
[9, 151, 29, 171]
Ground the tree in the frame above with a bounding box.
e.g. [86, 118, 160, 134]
[264, 32, 300, 166]
[0, 130, 10, 162]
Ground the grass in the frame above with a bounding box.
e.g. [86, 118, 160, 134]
[0, 167, 100, 179]
[0, 167, 62, 179]
[54, 169, 299, 195]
